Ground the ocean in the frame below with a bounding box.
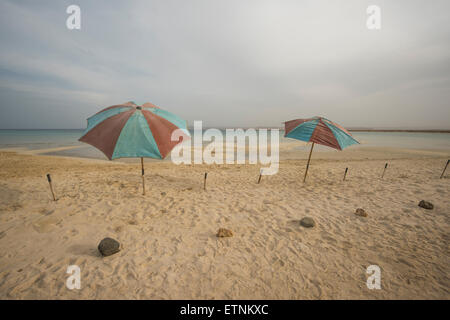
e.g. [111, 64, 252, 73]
[0, 129, 449, 160]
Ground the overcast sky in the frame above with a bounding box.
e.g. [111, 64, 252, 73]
[0, 0, 449, 129]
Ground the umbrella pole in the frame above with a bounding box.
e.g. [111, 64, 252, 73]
[141, 157, 145, 195]
[303, 142, 315, 182]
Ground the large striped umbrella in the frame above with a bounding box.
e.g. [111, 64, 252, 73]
[79, 101, 190, 194]
[284, 116, 359, 182]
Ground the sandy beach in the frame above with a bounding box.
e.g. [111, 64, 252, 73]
[0, 148, 449, 299]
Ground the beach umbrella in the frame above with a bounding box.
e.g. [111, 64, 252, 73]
[79, 101, 190, 194]
[284, 116, 359, 182]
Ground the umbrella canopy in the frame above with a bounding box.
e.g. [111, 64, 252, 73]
[79, 101, 190, 195]
[79, 101, 190, 160]
[284, 116, 359, 181]
[284, 116, 358, 150]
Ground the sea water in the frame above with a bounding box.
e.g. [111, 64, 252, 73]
[0, 129, 449, 160]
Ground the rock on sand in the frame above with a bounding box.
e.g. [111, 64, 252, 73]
[98, 237, 121, 256]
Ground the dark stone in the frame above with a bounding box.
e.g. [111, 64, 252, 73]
[354, 208, 368, 217]
[300, 217, 316, 228]
[98, 237, 120, 256]
[418, 200, 433, 210]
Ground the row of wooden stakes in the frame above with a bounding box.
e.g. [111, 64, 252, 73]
[254, 160, 449, 184]
[46, 159, 449, 200]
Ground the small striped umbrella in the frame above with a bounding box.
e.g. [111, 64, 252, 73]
[79, 101, 190, 194]
[284, 116, 359, 182]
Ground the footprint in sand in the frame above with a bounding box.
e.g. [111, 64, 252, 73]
[320, 233, 337, 244]
[38, 208, 54, 216]
[114, 225, 125, 233]
[397, 258, 415, 268]
[32, 217, 61, 233]
[68, 228, 79, 236]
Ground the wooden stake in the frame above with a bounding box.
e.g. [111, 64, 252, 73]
[440, 159, 449, 179]
[303, 142, 315, 182]
[381, 163, 388, 179]
[257, 171, 262, 184]
[141, 157, 145, 195]
[46, 174, 56, 201]
[204, 172, 208, 190]
[343, 167, 348, 181]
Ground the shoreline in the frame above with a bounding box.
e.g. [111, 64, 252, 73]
[1, 144, 449, 163]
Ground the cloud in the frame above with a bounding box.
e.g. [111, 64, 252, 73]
[0, 0, 449, 129]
